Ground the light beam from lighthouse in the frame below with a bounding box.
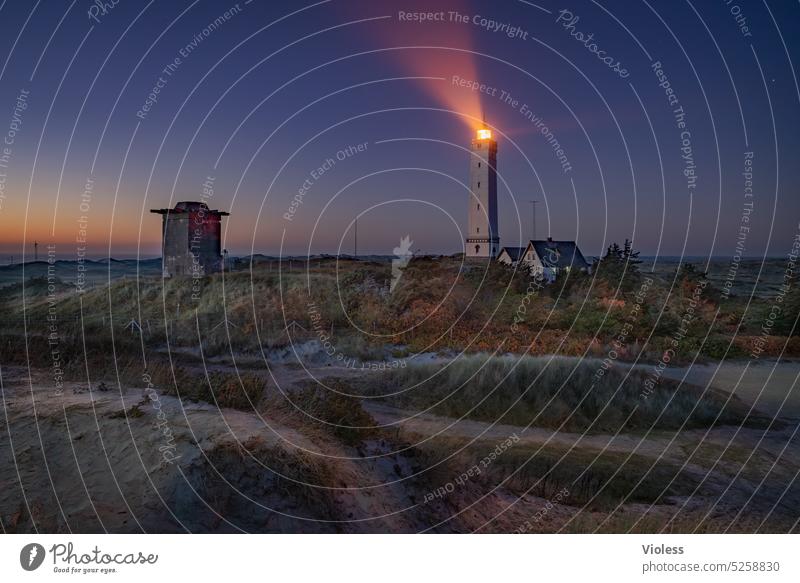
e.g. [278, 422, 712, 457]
[465, 126, 499, 259]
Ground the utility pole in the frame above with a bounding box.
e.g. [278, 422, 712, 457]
[34, 241, 38, 261]
[527, 200, 539, 241]
[354, 218, 358, 259]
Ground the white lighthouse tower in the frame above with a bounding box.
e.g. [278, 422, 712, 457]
[465, 126, 499, 259]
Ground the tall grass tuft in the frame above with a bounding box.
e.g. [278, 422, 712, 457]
[286, 380, 378, 445]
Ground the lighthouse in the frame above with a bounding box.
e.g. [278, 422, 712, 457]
[465, 126, 499, 259]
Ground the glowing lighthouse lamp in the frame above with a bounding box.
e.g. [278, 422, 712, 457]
[466, 125, 499, 259]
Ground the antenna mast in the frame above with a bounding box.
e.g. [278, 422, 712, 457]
[527, 200, 539, 241]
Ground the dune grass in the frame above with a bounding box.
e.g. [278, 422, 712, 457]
[377, 354, 758, 433]
[281, 380, 378, 445]
[411, 435, 702, 508]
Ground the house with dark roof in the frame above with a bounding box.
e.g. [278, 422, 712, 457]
[496, 246, 525, 266]
[518, 238, 590, 282]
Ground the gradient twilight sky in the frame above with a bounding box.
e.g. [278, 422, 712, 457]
[0, 0, 797, 260]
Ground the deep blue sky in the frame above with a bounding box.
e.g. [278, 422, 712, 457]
[0, 0, 797, 260]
